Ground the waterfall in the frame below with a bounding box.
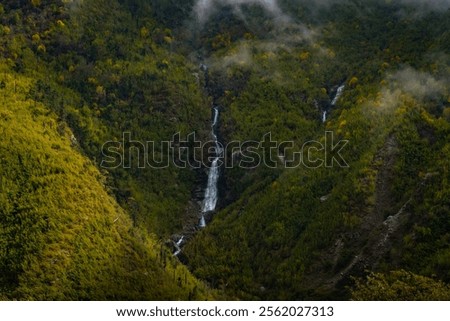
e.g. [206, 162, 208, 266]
[173, 235, 185, 257]
[176, 236, 185, 246]
[172, 63, 222, 256]
[323, 84, 345, 123]
[331, 84, 345, 106]
[212, 107, 219, 125]
[200, 106, 221, 226]
[199, 215, 206, 228]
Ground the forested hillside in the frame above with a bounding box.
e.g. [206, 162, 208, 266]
[1, 0, 449, 300]
[0, 0, 213, 300]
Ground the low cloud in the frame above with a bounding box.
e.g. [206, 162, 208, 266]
[388, 67, 448, 100]
[193, 0, 289, 25]
[368, 67, 449, 115]
[207, 23, 317, 70]
[220, 43, 253, 68]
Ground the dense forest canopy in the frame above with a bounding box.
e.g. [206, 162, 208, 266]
[0, 0, 449, 300]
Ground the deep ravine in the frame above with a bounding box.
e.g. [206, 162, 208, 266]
[173, 63, 222, 255]
[322, 84, 345, 123]
[200, 105, 221, 226]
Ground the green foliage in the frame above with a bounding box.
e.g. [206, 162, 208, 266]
[1, 0, 449, 301]
[0, 0, 212, 236]
[351, 271, 450, 301]
[183, 0, 450, 300]
[0, 64, 213, 300]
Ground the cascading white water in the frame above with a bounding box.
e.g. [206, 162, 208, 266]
[173, 235, 185, 256]
[212, 106, 219, 127]
[176, 236, 184, 246]
[172, 64, 221, 255]
[331, 84, 345, 106]
[200, 106, 221, 226]
[323, 84, 345, 123]
[199, 215, 206, 228]
[202, 158, 220, 211]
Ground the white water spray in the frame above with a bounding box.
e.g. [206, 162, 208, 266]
[331, 84, 345, 106]
[323, 84, 345, 123]
[200, 106, 221, 226]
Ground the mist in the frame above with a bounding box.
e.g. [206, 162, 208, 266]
[388, 67, 449, 100]
[366, 66, 449, 117]
[193, 0, 288, 25]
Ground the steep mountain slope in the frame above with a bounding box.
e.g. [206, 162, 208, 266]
[0, 0, 215, 300]
[0, 63, 212, 300]
[182, 0, 450, 300]
[1, 0, 212, 236]
[1, 0, 449, 301]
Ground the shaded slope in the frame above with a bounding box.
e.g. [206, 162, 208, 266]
[0, 64, 213, 300]
[182, 1, 450, 300]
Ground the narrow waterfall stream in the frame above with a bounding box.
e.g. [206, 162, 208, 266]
[322, 111, 327, 123]
[331, 84, 345, 106]
[173, 236, 185, 257]
[323, 84, 345, 123]
[173, 64, 222, 255]
[200, 105, 221, 227]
